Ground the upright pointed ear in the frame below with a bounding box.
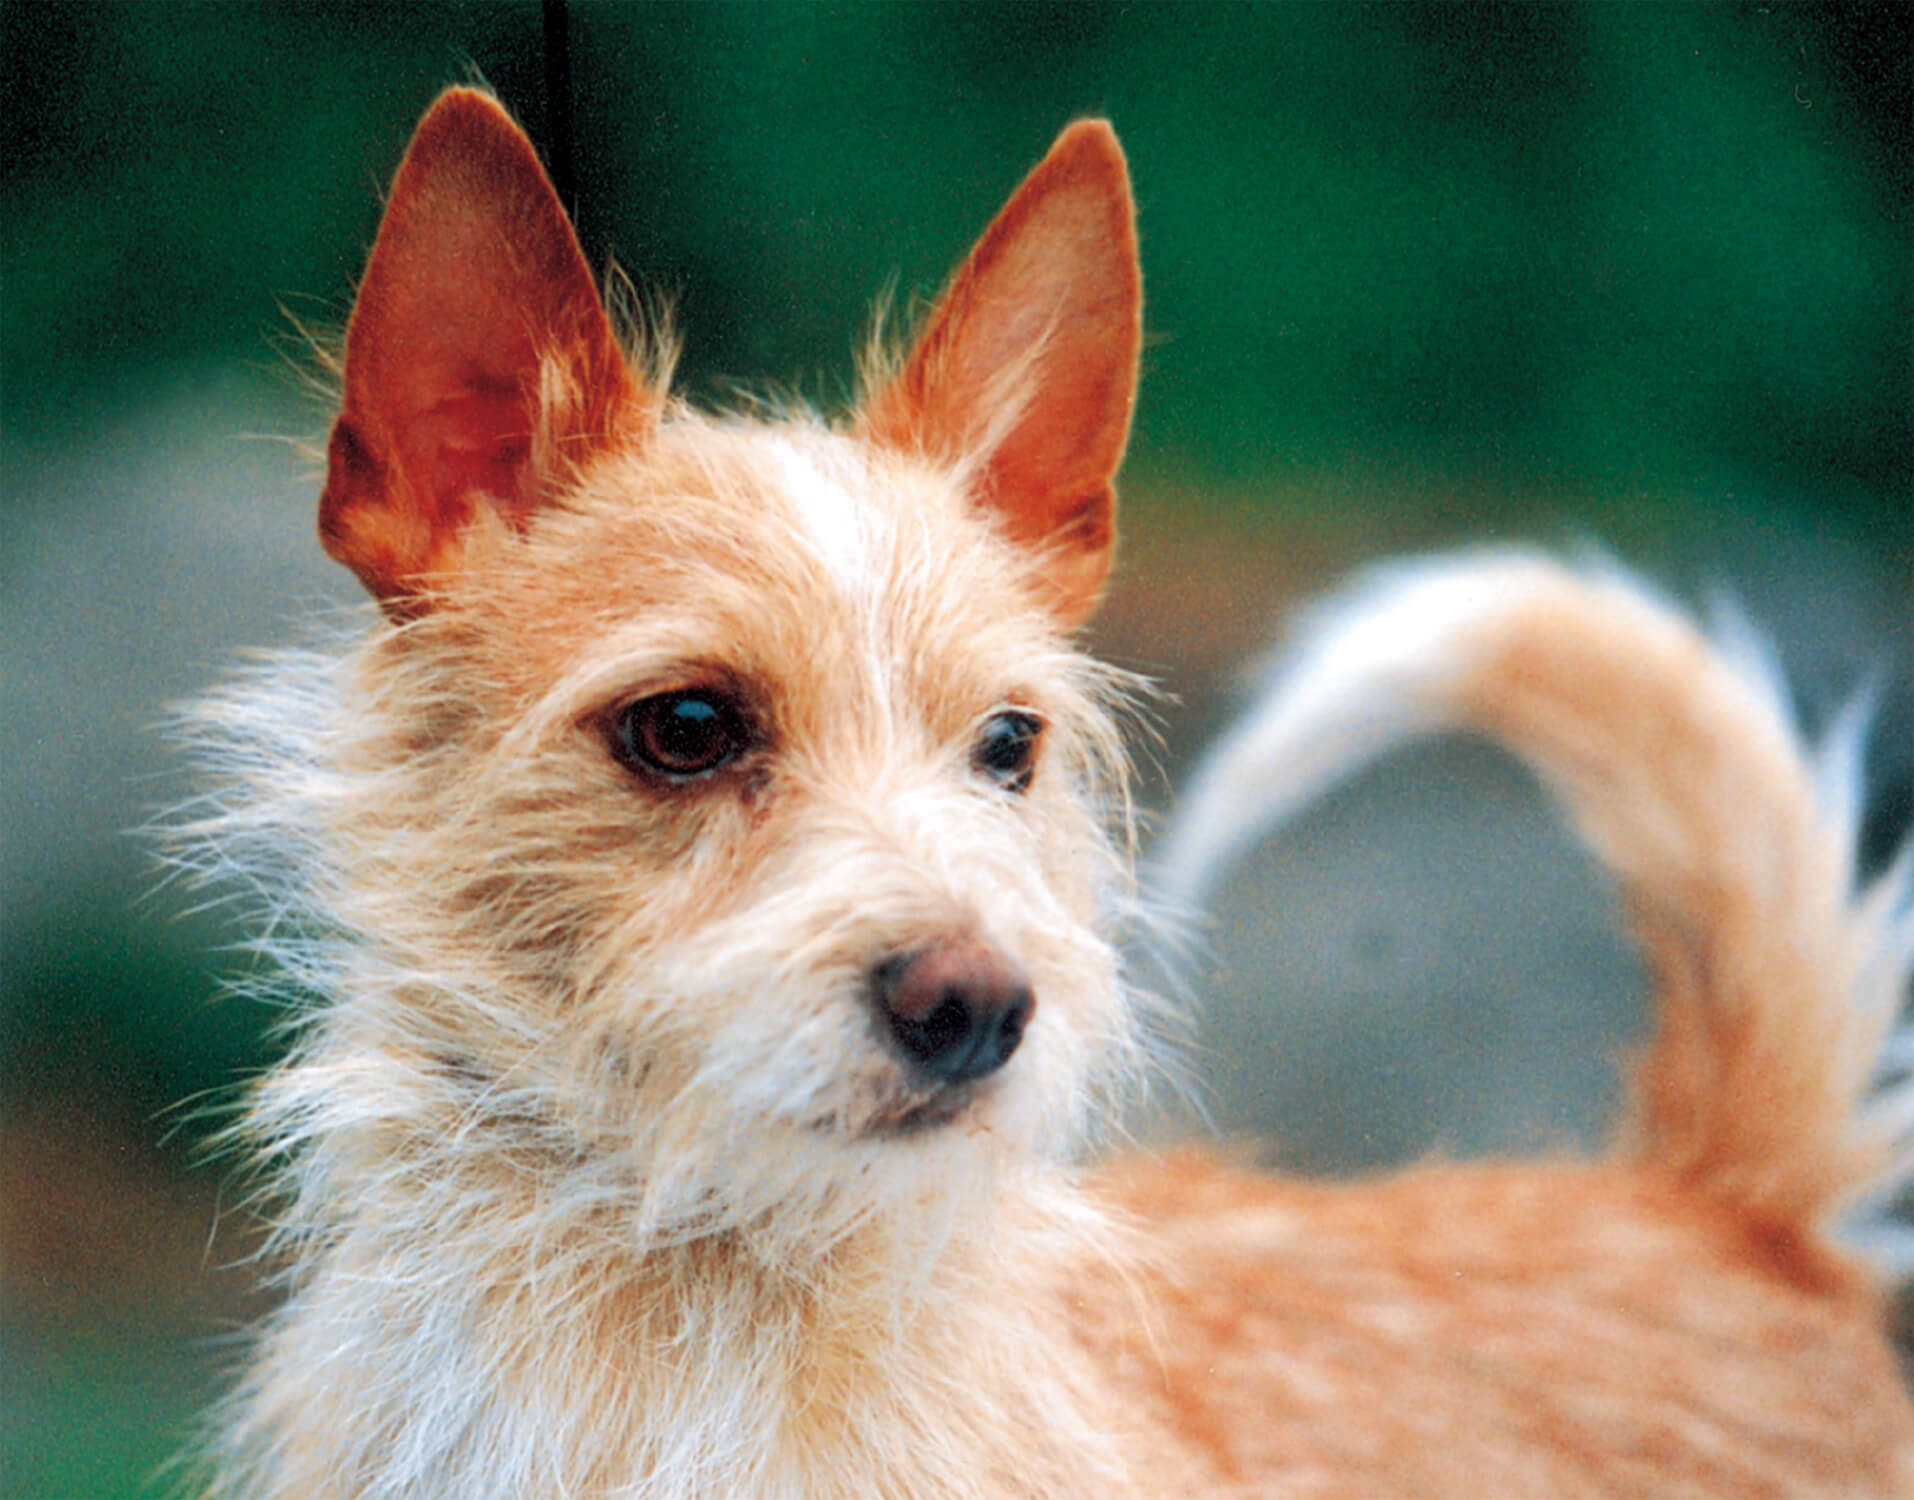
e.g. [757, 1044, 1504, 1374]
[320, 88, 652, 611]
[859, 121, 1140, 627]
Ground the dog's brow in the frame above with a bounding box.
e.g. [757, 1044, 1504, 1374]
[530, 638, 748, 727]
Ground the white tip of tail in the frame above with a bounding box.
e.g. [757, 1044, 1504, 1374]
[1159, 550, 1594, 909]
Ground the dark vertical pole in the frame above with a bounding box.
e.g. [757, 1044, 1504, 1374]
[542, 0, 576, 210]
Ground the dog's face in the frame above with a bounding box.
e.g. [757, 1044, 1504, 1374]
[300, 91, 1145, 1249]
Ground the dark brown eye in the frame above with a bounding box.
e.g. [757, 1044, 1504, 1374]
[972, 709, 1043, 793]
[612, 690, 751, 780]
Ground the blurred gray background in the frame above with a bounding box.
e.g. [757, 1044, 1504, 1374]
[4, 3, 1910, 1493]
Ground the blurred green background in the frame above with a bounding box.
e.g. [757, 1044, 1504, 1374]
[4, 2, 1909, 1493]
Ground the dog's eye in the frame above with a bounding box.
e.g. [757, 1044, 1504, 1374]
[612, 690, 751, 780]
[972, 710, 1044, 794]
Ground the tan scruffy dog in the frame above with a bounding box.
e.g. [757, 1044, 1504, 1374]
[179, 87, 1914, 1496]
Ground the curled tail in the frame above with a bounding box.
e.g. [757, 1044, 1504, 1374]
[1160, 550, 1914, 1239]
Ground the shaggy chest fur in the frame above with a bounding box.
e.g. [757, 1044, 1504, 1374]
[241, 1188, 1143, 1499]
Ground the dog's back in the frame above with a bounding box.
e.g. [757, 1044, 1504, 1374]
[1101, 553, 1914, 1494]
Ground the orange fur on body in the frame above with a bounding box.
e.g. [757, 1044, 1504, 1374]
[176, 89, 1914, 1497]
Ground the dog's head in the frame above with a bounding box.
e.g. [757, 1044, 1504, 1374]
[271, 90, 1145, 1254]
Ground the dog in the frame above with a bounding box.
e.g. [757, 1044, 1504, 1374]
[177, 87, 1914, 1496]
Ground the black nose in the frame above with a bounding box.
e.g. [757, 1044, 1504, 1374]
[873, 937, 1035, 1085]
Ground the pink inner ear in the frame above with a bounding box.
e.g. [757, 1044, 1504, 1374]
[412, 388, 536, 528]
